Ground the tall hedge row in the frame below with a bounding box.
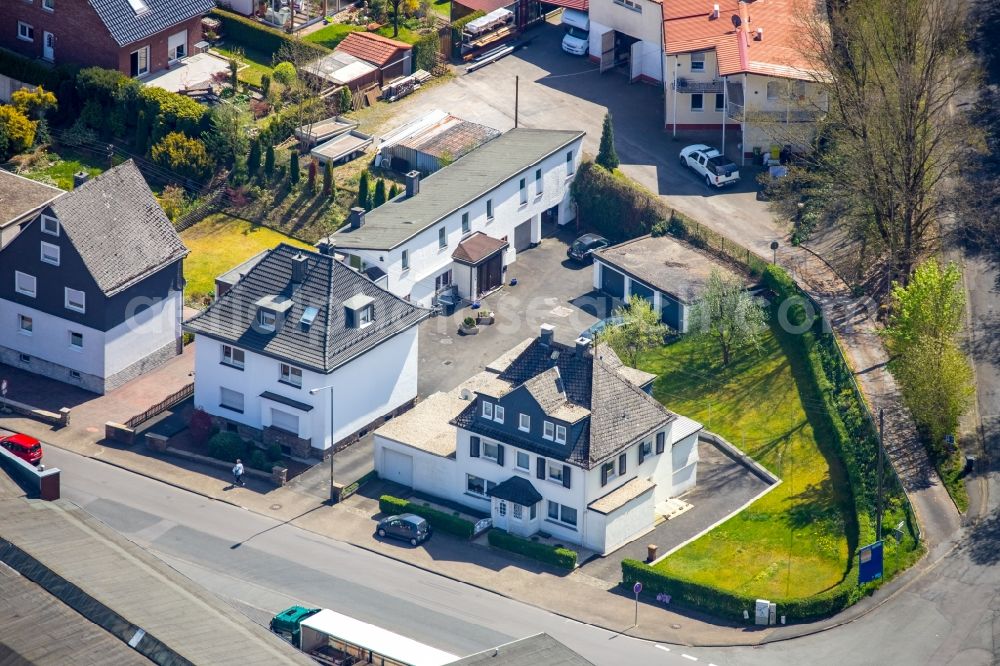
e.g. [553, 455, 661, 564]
[487, 529, 578, 570]
[209, 8, 330, 60]
[0, 50, 67, 89]
[570, 161, 671, 242]
[412, 31, 443, 72]
[378, 495, 475, 538]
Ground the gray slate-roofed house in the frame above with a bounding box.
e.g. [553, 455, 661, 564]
[0, 160, 189, 394]
[184, 244, 429, 457]
[1, 0, 214, 77]
[374, 323, 703, 555]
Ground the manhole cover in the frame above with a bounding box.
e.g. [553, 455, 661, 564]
[270, 504, 282, 511]
[442, 360, 453, 366]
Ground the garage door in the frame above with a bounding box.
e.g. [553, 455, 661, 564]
[382, 448, 413, 487]
[600, 264, 625, 298]
[513, 220, 532, 252]
[630, 280, 654, 303]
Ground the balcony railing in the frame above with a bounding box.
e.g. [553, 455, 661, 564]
[674, 77, 725, 93]
[727, 101, 824, 123]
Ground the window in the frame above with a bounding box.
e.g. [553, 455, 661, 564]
[270, 408, 299, 435]
[15, 272, 36, 297]
[221, 344, 245, 369]
[483, 441, 500, 462]
[543, 420, 554, 440]
[519, 413, 530, 432]
[555, 425, 566, 444]
[535, 168, 543, 195]
[64, 287, 85, 313]
[512, 503, 523, 519]
[466, 474, 496, 497]
[358, 304, 374, 327]
[547, 501, 577, 526]
[19, 353, 31, 364]
[690, 52, 705, 71]
[18, 315, 32, 335]
[70, 331, 83, 348]
[530, 502, 537, 519]
[793, 80, 807, 98]
[70, 370, 81, 380]
[547, 500, 559, 520]
[498, 500, 507, 516]
[601, 460, 617, 485]
[130, 46, 149, 77]
[486, 199, 494, 220]
[258, 309, 276, 330]
[220, 387, 244, 413]
[280, 363, 303, 387]
[547, 462, 563, 484]
[656, 431, 666, 454]
[438, 226, 447, 249]
[494, 405, 505, 423]
[566, 150, 575, 174]
[435, 270, 452, 292]
[482, 400, 494, 419]
[41, 215, 59, 236]
[766, 80, 782, 101]
[461, 212, 470, 233]
[168, 30, 187, 61]
[715, 93, 725, 112]
[127, 0, 149, 12]
[516, 450, 530, 471]
[41, 241, 60, 266]
[17, 22, 34, 42]
[691, 93, 704, 112]
[401, 249, 409, 270]
[519, 178, 527, 205]
[613, 0, 641, 11]
[42, 0, 55, 10]
[639, 440, 652, 463]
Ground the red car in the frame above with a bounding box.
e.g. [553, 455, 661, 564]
[1, 433, 43, 465]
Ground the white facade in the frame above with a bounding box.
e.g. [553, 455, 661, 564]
[343, 138, 583, 308]
[587, 0, 665, 82]
[193, 326, 419, 452]
[0, 290, 181, 390]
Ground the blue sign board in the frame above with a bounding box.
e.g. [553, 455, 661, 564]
[858, 541, 884, 584]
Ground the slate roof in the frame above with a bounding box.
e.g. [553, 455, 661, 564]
[488, 476, 543, 506]
[327, 128, 584, 250]
[184, 244, 428, 373]
[448, 633, 594, 666]
[335, 31, 411, 67]
[452, 232, 508, 265]
[90, 0, 216, 47]
[0, 168, 61, 233]
[48, 160, 188, 296]
[453, 339, 675, 468]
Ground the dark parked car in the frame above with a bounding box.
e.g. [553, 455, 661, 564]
[0, 433, 42, 466]
[377, 513, 432, 546]
[567, 233, 610, 263]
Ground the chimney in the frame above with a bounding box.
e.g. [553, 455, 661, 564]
[755, 27, 763, 40]
[349, 207, 366, 230]
[539, 323, 555, 347]
[72, 171, 90, 189]
[291, 252, 308, 284]
[405, 170, 421, 198]
[315, 239, 335, 256]
[575, 336, 592, 357]
[711, 3, 719, 19]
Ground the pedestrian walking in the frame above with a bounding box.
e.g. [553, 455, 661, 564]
[233, 459, 245, 487]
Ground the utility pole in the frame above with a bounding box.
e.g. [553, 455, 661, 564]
[514, 76, 519, 128]
[877, 408, 885, 541]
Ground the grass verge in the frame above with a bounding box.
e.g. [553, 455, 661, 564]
[214, 45, 274, 87]
[935, 447, 970, 513]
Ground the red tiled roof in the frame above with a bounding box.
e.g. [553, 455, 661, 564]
[334, 32, 411, 67]
[452, 232, 508, 264]
[664, 0, 826, 79]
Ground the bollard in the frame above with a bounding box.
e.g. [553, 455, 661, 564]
[646, 544, 658, 562]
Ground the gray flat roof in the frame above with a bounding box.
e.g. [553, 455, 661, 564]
[448, 633, 595, 666]
[594, 234, 743, 305]
[329, 128, 584, 250]
[0, 169, 62, 229]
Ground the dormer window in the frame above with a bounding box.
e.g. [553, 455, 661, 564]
[258, 309, 276, 331]
[343, 293, 375, 328]
[255, 295, 292, 333]
[543, 420, 554, 440]
[555, 425, 566, 444]
[41, 214, 59, 236]
[481, 400, 493, 420]
[494, 405, 505, 424]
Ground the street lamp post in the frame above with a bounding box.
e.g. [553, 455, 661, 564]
[309, 383, 337, 503]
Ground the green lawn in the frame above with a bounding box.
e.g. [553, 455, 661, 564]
[181, 214, 313, 304]
[22, 148, 107, 190]
[430, 0, 451, 18]
[304, 23, 363, 49]
[376, 24, 422, 44]
[213, 45, 274, 87]
[641, 326, 854, 599]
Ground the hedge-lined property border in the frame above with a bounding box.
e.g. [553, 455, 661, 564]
[209, 8, 330, 60]
[0, 48, 67, 90]
[379, 495, 475, 539]
[487, 529, 578, 570]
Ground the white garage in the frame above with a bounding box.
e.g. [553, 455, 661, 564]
[381, 449, 414, 487]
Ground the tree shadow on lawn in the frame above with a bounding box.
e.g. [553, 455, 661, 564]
[784, 478, 845, 533]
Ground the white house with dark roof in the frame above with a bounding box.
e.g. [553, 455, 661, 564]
[0, 161, 188, 394]
[374, 324, 702, 555]
[184, 244, 429, 457]
[318, 128, 585, 309]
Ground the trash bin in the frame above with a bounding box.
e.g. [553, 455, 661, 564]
[647, 544, 658, 562]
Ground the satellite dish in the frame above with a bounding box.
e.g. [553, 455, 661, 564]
[731, 14, 742, 29]
[460, 388, 472, 400]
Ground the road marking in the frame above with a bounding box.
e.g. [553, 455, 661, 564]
[681, 655, 698, 662]
[655, 645, 670, 652]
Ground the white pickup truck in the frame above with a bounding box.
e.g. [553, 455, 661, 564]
[679, 144, 740, 188]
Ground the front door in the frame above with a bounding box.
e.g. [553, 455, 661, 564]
[494, 498, 508, 531]
[476, 253, 503, 296]
[42, 32, 54, 62]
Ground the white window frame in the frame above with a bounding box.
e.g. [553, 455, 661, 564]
[547, 462, 564, 485]
[41, 214, 59, 236]
[221, 344, 245, 369]
[279, 362, 303, 387]
[486, 199, 494, 220]
[535, 168, 543, 196]
[483, 441, 500, 463]
[555, 424, 567, 444]
[42, 0, 55, 11]
[481, 401, 494, 419]
[219, 386, 244, 413]
[40, 241, 60, 266]
[358, 304, 374, 327]
[435, 269, 452, 292]
[69, 330, 83, 349]
[566, 150, 575, 175]
[270, 408, 299, 435]
[641, 440, 653, 458]
[258, 309, 276, 331]
[401, 249, 409, 271]
[515, 450, 530, 471]
[519, 177, 527, 205]
[438, 226, 447, 249]
[494, 405, 505, 424]
[512, 503, 523, 520]
[167, 30, 187, 62]
[690, 52, 705, 71]
[613, 0, 641, 11]
[602, 460, 618, 483]
[15, 271, 36, 298]
[18, 314, 32, 335]
[64, 287, 85, 313]
[543, 420, 554, 440]
[518, 413, 530, 432]
[466, 473, 496, 498]
[131, 45, 149, 77]
[17, 22, 34, 42]
[461, 211, 470, 234]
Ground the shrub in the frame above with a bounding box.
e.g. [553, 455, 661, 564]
[0, 105, 37, 159]
[570, 161, 670, 242]
[248, 448, 270, 471]
[76, 67, 129, 108]
[412, 31, 441, 72]
[209, 8, 331, 60]
[358, 170, 371, 209]
[0, 49, 64, 88]
[289, 150, 300, 184]
[152, 132, 213, 182]
[378, 495, 475, 538]
[488, 530, 577, 570]
[273, 61, 297, 86]
[138, 86, 209, 143]
[159, 184, 187, 221]
[189, 408, 215, 445]
[12, 86, 57, 120]
[264, 144, 276, 176]
[207, 431, 246, 462]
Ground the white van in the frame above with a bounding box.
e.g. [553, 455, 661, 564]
[561, 9, 590, 55]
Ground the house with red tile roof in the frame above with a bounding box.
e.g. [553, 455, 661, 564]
[334, 32, 412, 84]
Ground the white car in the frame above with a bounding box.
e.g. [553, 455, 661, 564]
[679, 144, 740, 188]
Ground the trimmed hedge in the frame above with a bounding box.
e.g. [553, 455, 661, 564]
[378, 495, 475, 539]
[0, 49, 66, 89]
[209, 8, 330, 60]
[570, 161, 669, 242]
[487, 529, 578, 570]
[412, 31, 442, 72]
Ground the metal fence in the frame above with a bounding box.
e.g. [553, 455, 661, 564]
[124, 383, 194, 430]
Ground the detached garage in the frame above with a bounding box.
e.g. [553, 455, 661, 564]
[382, 449, 414, 487]
[373, 391, 462, 493]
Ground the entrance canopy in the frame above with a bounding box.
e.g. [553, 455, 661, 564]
[452, 232, 508, 265]
[488, 476, 544, 505]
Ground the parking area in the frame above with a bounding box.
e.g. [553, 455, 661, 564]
[580, 439, 774, 583]
[358, 19, 783, 259]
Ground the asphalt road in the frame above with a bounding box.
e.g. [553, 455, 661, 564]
[41, 444, 999, 666]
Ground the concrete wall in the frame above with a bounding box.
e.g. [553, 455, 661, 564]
[670, 432, 699, 494]
[373, 435, 457, 492]
[598, 489, 655, 554]
[589, 0, 663, 47]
